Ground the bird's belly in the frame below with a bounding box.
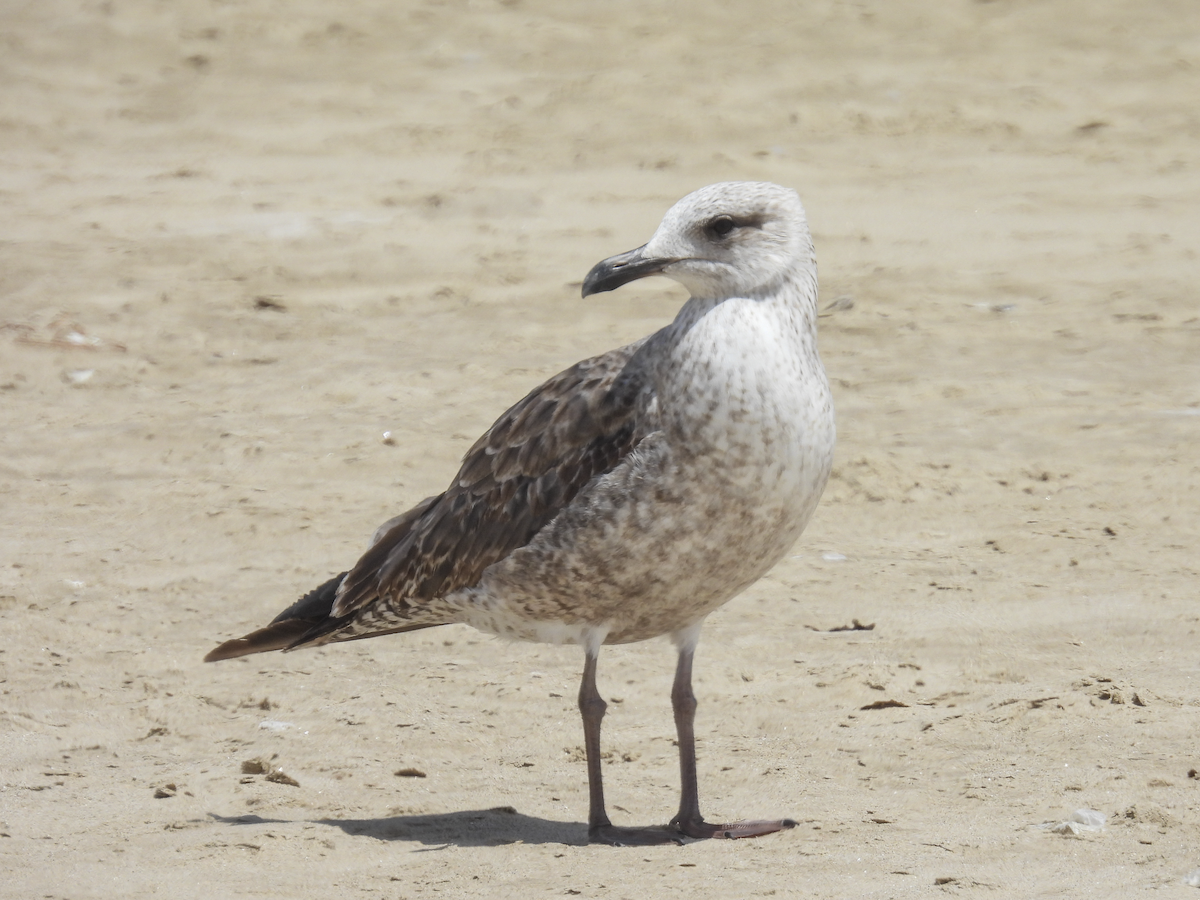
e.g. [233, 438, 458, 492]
[598, 446, 827, 642]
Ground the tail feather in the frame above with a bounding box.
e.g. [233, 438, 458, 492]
[204, 618, 327, 661]
[204, 572, 448, 661]
[204, 573, 347, 662]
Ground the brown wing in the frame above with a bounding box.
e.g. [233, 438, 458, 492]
[202, 496, 443, 662]
[295, 334, 659, 646]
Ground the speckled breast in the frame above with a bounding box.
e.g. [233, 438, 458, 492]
[457, 292, 835, 646]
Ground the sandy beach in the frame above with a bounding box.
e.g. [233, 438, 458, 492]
[2, 1, 1199, 896]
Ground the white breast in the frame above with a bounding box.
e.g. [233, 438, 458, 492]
[661, 292, 835, 510]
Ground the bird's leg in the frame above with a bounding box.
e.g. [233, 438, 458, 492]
[579, 647, 681, 846]
[668, 645, 798, 840]
[578, 649, 611, 834]
[669, 645, 704, 829]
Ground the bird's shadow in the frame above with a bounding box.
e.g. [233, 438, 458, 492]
[209, 806, 589, 848]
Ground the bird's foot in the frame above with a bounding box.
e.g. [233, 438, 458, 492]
[587, 823, 685, 847]
[670, 814, 798, 840]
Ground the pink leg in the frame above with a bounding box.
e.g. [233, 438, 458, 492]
[668, 646, 797, 840]
[579, 648, 682, 846]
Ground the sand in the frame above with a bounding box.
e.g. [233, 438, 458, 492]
[2, 1, 1199, 897]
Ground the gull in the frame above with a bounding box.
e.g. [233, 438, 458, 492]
[205, 181, 836, 846]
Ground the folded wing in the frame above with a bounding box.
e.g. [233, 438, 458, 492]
[204, 335, 658, 661]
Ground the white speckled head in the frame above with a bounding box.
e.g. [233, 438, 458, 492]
[646, 182, 813, 298]
[582, 182, 815, 302]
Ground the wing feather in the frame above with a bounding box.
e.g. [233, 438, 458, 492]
[319, 334, 659, 639]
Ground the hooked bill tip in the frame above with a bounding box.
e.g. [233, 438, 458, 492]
[581, 245, 674, 298]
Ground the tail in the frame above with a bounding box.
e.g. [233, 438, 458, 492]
[204, 572, 444, 662]
[205, 494, 450, 663]
[204, 573, 349, 662]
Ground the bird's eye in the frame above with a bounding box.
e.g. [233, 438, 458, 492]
[708, 216, 736, 239]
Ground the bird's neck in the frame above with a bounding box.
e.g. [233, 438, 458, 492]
[671, 264, 819, 340]
[654, 263, 829, 459]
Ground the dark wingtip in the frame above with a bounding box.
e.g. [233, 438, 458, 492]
[204, 572, 349, 662]
[203, 643, 238, 663]
[203, 619, 321, 662]
[204, 641, 248, 663]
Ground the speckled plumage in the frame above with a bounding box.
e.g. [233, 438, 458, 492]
[206, 182, 836, 844]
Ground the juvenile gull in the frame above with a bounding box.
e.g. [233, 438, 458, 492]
[205, 181, 836, 846]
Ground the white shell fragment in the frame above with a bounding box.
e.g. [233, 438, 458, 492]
[1036, 808, 1106, 836]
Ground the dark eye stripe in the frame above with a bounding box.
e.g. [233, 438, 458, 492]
[705, 213, 767, 240]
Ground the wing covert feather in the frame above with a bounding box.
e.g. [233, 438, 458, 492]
[328, 336, 658, 628]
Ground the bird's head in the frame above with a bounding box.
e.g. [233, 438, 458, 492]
[582, 182, 814, 301]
